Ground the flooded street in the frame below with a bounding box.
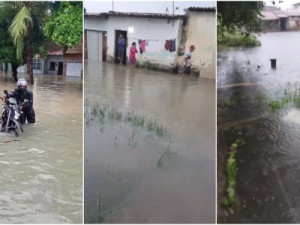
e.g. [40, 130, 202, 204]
[218, 32, 300, 223]
[0, 73, 82, 223]
[84, 61, 215, 223]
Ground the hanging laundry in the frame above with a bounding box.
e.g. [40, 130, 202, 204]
[164, 40, 171, 50]
[138, 39, 143, 54]
[141, 40, 146, 52]
[146, 40, 149, 46]
[170, 39, 176, 52]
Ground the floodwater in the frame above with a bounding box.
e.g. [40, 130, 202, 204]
[84, 61, 215, 223]
[0, 73, 82, 223]
[218, 32, 300, 223]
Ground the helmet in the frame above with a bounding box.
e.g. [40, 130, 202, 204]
[17, 78, 27, 90]
[190, 45, 196, 50]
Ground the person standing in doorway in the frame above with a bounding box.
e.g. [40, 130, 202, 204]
[182, 45, 195, 78]
[117, 34, 126, 65]
[129, 42, 138, 66]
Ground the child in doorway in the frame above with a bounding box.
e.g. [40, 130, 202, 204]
[129, 42, 138, 66]
[182, 45, 195, 78]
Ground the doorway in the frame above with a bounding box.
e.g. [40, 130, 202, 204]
[102, 33, 107, 62]
[114, 30, 127, 65]
[58, 62, 63, 75]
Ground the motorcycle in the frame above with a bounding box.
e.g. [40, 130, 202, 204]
[0, 90, 23, 136]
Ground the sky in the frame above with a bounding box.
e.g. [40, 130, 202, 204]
[84, 1, 215, 14]
[264, 0, 300, 10]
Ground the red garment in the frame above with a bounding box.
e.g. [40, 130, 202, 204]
[141, 40, 146, 52]
[165, 40, 171, 50]
[129, 46, 138, 65]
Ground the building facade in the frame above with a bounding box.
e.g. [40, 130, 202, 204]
[85, 8, 216, 79]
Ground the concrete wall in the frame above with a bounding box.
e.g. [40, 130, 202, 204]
[262, 20, 280, 31]
[181, 11, 216, 79]
[45, 55, 64, 75]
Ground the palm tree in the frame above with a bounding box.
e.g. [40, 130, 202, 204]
[9, 5, 34, 84]
[6, 2, 49, 84]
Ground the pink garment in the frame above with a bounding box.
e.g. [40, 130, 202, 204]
[129, 46, 138, 65]
[141, 40, 146, 51]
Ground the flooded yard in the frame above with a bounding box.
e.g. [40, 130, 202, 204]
[0, 73, 82, 223]
[218, 32, 300, 223]
[84, 61, 215, 223]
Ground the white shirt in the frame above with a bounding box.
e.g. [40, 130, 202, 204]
[184, 51, 192, 66]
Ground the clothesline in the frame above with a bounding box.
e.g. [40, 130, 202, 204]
[130, 37, 178, 42]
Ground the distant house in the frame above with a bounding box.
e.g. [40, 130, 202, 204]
[260, 8, 288, 31]
[286, 8, 300, 28]
[84, 8, 216, 79]
[18, 42, 82, 77]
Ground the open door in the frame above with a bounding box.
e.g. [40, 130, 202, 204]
[58, 62, 63, 75]
[114, 30, 127, 65]
[103, 33, 107, 62]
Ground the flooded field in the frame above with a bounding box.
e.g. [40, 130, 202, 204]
[218, 32, 300, 223]
[84, 62, 215, 223]
[0, 73, 82, 223]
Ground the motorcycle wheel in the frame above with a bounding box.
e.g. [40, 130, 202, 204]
[9, 129, 19, 137]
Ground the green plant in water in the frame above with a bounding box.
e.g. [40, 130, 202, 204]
[98, 193, 105, 223]
[222, 138, 245, 213]
[156, 141, 177, 168]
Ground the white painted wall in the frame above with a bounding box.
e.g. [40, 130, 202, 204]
[84, 17, 108, 32]
[85, 15, 182, 66]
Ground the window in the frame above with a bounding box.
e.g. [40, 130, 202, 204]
[50, 62, 56, 71]
[33, 58, 41, 70]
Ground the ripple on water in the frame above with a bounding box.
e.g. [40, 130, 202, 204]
[28, 148, 45, 154]
[283, 108, 300, 124]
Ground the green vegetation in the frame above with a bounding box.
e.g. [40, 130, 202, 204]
[222, 139, 245, 213]
[218, 30, 261, 48]
[44, 2, 82, 53]
[217, 1, 263, 49]
[88, 103, 168, 137]
[157, 141, 177, 168]
[217, 1, 264, 32]
[268, 85, 300, 111]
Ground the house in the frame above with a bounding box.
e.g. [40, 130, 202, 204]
[286, 8, 300, 29]
[260, 7, 288, 31]
[84, 7, 216, 79]
[17, 42, 82, 77]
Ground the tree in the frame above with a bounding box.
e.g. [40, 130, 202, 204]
[6, 2, 50, 84]
[0, 4, 22, 81]
[217, 1, 264, 32]
[44, 2, 83, 54]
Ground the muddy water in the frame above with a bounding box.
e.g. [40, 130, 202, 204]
[0, 73, 82, 223]
[84, 61, 215, 223]
[218, 32, 300, 223]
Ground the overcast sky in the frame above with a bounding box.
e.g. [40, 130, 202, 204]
[264, 0, 300, 10]
[84, 1, 215, 14]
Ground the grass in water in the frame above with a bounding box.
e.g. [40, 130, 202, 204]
[156, 141, 177, 168]
[88, 104, 168, 137]
[222, 138, 245, 213]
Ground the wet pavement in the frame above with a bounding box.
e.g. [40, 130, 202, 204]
[84, 61, 215, 223]
[0, 73, 82, 223]
[218, 32, 300, 223]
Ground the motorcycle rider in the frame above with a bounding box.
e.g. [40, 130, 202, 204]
[7, 78, 35, 124]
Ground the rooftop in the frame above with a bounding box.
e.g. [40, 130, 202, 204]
[85, 8, 215, 19]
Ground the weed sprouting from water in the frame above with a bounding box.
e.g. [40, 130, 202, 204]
[87, 104, 168, 137]
[156, 141, 177, 168]
[268, 83, 300, 111]
[98, 193, 105, 223]
[222, 138, 245, 213]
